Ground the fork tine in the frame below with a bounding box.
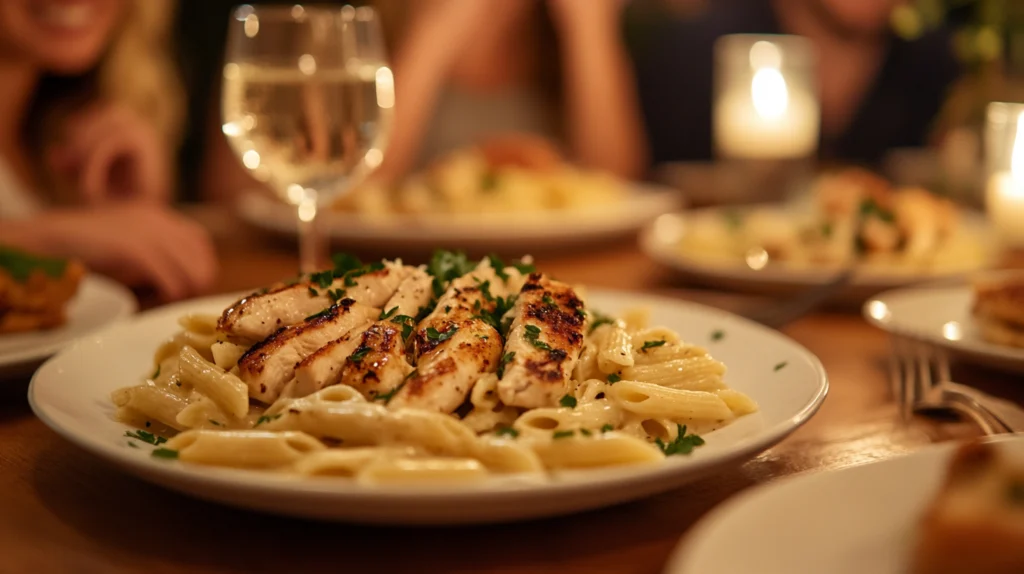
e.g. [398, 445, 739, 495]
[892, 336, 916, 421]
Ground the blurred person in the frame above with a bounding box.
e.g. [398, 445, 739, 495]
[0, 0, 216, 301]
[192, 0, 648, 203]
[628, 0, 960, 165]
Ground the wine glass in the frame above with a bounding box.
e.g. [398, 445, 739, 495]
[222, 4, 393, 272]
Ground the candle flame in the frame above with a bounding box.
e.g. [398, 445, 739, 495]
[1012, 110, 1024, 178]
[751, 68, 789, 120]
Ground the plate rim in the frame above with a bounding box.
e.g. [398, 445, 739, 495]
[237, 182, 681, 242]
[863, 278, 1024, 365]
[0, 273, 137, 368]
[28, 289, 828, 506]
[662, 435, 1024, 574]
[641, 207, 994, 288]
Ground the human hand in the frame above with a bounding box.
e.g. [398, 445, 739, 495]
[48, 103, 171, 204]
[5, 204, 217, 301]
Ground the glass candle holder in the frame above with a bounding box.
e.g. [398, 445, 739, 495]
[985, 102, 1024, 247]
[713, 34, 820, 160]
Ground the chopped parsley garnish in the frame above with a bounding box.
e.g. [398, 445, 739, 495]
[331, 253, 364, 276]
[126, 441, 138, 448]
[774, 361, 788, 372]
[125, 430, 166, 446]
[512, 260, 536, 275]
[348, 347, 371, 362]
[255, 413, 282, 427]
[310, 270, 335, 289]
[150, 365, 161, 380]
[710, 329, 725, 342]
[722, 209, 744, 230]
[427, 250, 474, 297]
[552, 430, 574, 440]
[559, 395, 578, 408]
[425, 326, 457, 342]
[305, 307, 335, 322]
[542, 294, 557, 307]
[523, 324, 552, 351]
[494, 426, 519, 439]
[497, 352, 515, 378]
[0, 246, 67, 283]
[487, 254, 510, 282]
[576, 308, 586, 319]
[858, 198, 895, 222]
[640, 340, 667, 352]
[580, 428, 592, 437]
[607, 373, 621, 384]
[151, 448, 179, 459]
[600, 424, 614, 433]
[373, 382, 407, 404]
[209, 420, 222, 426]
[474, 278, 494, 301]
[390, 314, 416, 341]
[654, 424, 705, 456]
[588, 310, 615, 334]
[307, 286, 319, 297]
[327, 288, 347, 302]
[379, 306, 399, 320]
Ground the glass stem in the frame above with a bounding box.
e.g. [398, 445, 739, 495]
[297, 197, 326, 273]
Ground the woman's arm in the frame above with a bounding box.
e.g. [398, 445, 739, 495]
[373, 0, 492, 183]
[550, 0, 649, 180]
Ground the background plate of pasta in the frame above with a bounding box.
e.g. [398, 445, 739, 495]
[29, 252, 827, 524]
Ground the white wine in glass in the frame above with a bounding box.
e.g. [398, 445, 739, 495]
[222, 5, 393, 272]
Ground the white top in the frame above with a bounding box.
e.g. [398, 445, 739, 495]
[0, 156, 42, 219]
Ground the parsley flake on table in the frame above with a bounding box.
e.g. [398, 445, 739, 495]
[255, 413, 282, 427]
[654, 424, 705, 456]
[125, 430, 166, 446]
[774, 361, 788, 372]
[640, 340, 667, 352]
[151, 448, 179, 460]
[559, 395, 577, 408]
[494, 426, 519, 439]
[552, 430, 574, 440]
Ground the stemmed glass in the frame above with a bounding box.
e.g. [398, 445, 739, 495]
[222, 4, 393, 272]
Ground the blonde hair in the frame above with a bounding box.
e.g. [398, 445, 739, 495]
[98, 0, 185, 146]
[28, 0, 184, 200]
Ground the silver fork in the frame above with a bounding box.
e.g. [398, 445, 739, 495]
[889, 336, 1011, 435]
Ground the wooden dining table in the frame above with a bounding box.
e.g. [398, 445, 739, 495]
[2, 206, 1020, 573]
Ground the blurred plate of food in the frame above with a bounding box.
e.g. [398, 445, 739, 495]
[665, 437, 1024, 574]
[236, 141, 681, 253]
[641, 168, 998, 301]
[865, 271, 1024, 373]
[0, 247, 136, 378]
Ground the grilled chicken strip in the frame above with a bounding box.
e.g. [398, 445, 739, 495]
[497, 273, 585, 408]
[380, 267, 434, 319]
[389, 270, 503, 413]
[237, 299, 378, 403]
[294, 320, 413, 399]
[218, 262, 411, 342]
[292, 321, 373, 397]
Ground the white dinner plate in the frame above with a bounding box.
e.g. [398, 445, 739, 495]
[29, 289, 827, 524]
[864, 275, 1024, 373]
[237, 184, 681, 252]
[641, 208, 996, 301]
[0, 274, 136, 379]
[665, 435, 1024, 574]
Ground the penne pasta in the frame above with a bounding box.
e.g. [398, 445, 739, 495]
[177, 346, 249, 419]
[531, 432, 663, 469]
[166, 430, 325, 469]
[608, 380, 733, 421]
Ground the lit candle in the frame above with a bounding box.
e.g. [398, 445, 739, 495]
[986, 106, 1024, 246]
[713, 36, 820, 160]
